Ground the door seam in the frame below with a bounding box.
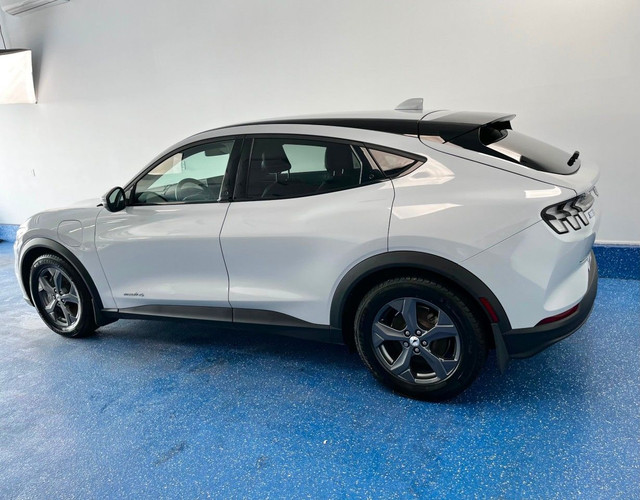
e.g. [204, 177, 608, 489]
[218, 202, 234, 315]
[386, 179, 396, 252]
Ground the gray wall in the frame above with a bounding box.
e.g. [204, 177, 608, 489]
[1, 0, 638, 243]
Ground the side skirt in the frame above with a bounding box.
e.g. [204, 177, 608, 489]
[102, 305, 342, 344]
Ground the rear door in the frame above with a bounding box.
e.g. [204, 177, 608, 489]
[220, 135, 394, 326]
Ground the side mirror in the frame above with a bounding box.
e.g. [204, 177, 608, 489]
[102, 187, 126, 212]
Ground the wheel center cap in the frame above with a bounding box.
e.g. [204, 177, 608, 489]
[409, 336, 420, 347]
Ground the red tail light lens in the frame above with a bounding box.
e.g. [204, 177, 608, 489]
[479, 297, 499, 323]
[536, 304, 579, 326]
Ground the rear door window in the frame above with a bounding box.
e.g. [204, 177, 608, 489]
[240, 137, 384, 200]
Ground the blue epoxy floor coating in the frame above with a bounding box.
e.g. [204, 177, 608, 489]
[1, 242, 638, 499]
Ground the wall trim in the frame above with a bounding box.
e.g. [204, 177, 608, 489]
[0, 224, 18, 242]
[594, 240, 640, 246]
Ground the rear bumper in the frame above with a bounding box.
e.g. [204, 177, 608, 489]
[502, 251, 598, 358]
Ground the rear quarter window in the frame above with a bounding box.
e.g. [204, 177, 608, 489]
[368, 149, 424, 177]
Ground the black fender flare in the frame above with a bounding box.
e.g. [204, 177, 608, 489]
[330, 251, 512, 361]
[19, 237, 110, 326]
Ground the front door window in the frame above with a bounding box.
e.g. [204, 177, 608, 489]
[134, 140, 235, 204]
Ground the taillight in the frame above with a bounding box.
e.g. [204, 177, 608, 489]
[541, 188, 597, 234]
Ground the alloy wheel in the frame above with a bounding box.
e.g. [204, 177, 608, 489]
[36, 266, 82, 331]
[372, 297, 461, 384]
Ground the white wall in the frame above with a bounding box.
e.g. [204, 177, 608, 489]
[1, 0, 638, 243]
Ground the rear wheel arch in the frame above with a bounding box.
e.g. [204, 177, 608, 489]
[354, 276, 488, 400]
[331, 251, 510, 348]
[19, 238, 109, 325]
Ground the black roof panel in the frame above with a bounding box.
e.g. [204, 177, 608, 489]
[229, 110, 515, 143]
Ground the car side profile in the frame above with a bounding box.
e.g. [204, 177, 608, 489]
[14, 99, 600, 400]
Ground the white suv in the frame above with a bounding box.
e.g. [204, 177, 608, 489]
[14, 99, 600, 400]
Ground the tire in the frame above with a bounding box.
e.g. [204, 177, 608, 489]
[29, 254, 96, 338]
[354, 276, 487, 401]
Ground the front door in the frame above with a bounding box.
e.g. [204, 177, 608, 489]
[95, 138, 241, 315]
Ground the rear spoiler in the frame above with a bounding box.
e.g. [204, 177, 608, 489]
[419, 111, 516, 143]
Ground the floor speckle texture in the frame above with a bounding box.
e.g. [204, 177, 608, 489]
[1, 242, 638, 499]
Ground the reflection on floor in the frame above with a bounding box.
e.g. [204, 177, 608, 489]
[1, 242, 638, 498]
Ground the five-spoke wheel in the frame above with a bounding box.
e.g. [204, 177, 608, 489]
[36, 266, 82, 331]
[372, 297, 461, 384]
[355, 277, 487, 401]
[29, 254, 96, 338]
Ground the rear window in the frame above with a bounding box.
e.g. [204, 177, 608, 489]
[451, 126, 580, 175]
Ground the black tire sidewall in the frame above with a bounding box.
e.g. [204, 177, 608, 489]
[29, 254, 95, 338]
[355, 278, 486, 400]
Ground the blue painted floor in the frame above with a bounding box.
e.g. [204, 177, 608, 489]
[1, 242, 638, 499]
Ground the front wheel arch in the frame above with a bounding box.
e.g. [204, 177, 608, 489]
[19, 238, 110, 326]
